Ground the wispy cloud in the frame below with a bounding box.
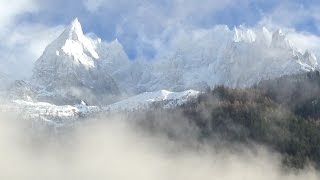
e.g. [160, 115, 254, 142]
[259, 1, 320, 33]
[0, 0, 63, 80]
[0, 24, 64, 78]
[0, 0, 37, 31]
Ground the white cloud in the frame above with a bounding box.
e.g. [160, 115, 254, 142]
[170, 0, 242, 22]
[287, 32, 320, 57]
[83, 0, 107, 12]
[0, 0, 64, 80]
[0, 24, 64, 79]
[81, 0, 247, 58]
[0, 0, 38, 32]
[260, 1, 320, 32]
[256, 1, 320, 59]
[83, 0, 243, 27]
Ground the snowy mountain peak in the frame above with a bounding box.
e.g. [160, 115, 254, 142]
[34, 18, 101, 70]
[233, 26, 256, 43]
[109, 38, 122, 48]
[61, 18, 84, 41]
[56, 18, 99, 61]
[303, 50, 318, 69]
[26, 22, 320, 106]
[31, 18, 120, 103]
[271, 29, 291, 49]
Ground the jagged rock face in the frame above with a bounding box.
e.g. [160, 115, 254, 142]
[32, 18, 120, 104]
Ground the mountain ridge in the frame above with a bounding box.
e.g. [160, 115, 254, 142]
[6, 18, 320, 109]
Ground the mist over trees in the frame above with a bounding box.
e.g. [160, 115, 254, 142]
[128, 71, 320, 169]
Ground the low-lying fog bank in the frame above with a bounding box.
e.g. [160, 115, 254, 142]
[0, 112, 319, 180]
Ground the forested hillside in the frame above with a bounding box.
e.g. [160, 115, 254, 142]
[129, 71, 320, 169]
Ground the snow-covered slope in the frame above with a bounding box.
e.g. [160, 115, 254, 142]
[104, 89, 200, 112]
[1, 90, 200, 126]
[0, 100, 100, 128]
[11, 100, 99, 118]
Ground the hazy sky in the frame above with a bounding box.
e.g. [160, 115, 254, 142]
[1, 0, 320, 78]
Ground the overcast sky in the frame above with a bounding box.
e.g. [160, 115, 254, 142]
[1, 0, 320, 78]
